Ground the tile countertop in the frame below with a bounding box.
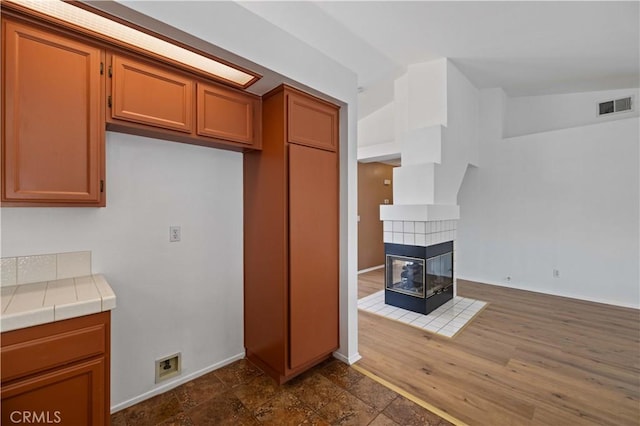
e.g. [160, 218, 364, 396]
[0, 275, 116, 332]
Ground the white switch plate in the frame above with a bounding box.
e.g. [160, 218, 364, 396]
[169, 226, 181, 242]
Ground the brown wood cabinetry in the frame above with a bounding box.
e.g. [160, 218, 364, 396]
[1, 17, 105, 206]
[244, 85, 339, 383]
[287, 90, 339, 152]
[110, 54, 194, 133]
[1, 312, 111, 426]
[197, 82, 258, 145]
[2, 11, 263, 207]
[107, 54, 261, 150]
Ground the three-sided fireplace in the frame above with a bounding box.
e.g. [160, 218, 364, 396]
[385, 241, 454, 315]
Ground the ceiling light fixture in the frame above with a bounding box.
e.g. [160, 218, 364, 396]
[4, 0, 260, 88]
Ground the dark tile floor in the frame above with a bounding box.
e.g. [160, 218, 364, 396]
[111, 358, 452, 426]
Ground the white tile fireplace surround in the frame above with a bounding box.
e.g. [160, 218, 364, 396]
[383, 219, 457, 247]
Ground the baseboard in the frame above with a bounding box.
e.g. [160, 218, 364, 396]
[110, 351, 246, 414]
[457, 275, 640, 310]
[333, 350, 362, 365]
[358, 265, 384, 274]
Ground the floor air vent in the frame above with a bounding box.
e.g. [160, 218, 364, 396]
[599, 96, 633, 116]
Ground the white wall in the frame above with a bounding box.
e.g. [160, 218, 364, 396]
[1, 133, 245, 408]
[505, 88, 640, 137]
[457, 88, 640, 308]
[358, 103, 395, 147]
[1, 0, 361, 410]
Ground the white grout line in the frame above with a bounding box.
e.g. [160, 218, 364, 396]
[358, 290, 487, 338]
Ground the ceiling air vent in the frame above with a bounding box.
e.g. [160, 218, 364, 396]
[598, 96, 633, 116]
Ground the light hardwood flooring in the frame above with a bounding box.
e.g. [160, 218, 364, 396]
[357, 269, 640, 425]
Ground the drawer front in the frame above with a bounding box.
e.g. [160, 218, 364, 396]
[1, 321, 106, 382]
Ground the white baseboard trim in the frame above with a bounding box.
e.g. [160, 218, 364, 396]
[457, 275, 640, 310]
[110, 351, 246, 414]
[358, 265, 384, 274]
[333, 350, 362, 365]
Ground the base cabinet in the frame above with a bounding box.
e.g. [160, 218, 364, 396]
[244, 85, 339, 383]
[1, 312, 111, 426]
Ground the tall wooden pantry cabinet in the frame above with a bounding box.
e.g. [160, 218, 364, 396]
[244, 85, 339, 383]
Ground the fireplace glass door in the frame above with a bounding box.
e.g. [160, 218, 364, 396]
[386, 255, 425, 298]
[426, 252, 453, 298]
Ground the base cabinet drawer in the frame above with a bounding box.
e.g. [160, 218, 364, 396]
[1, 323, 106, 382]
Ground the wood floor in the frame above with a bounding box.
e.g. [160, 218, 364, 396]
[357, 269, 640, 425]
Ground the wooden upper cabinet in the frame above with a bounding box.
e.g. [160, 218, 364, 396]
[197, 82, 259, 146]
[287, 91, 339, 152]
[2, 18, 105, 206]
[110, 54, 194, 133]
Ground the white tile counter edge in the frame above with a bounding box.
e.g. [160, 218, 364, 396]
[0, 274, 116, 332]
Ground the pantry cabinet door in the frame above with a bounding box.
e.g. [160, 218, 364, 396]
[288, 143, 339, 369]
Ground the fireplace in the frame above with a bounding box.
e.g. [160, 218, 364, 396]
[385, 241, 453, 315]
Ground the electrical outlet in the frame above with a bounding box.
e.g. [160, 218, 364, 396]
[169, 226, 181, 242]
[155, 353, 181, 383]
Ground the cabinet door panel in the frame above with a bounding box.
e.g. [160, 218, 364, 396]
[2, 19, 103, 204]
[1, 357, 105, 426]
[287, 92, 338, 152]
[288, 144, 338, 369]
[197, 82, 255, 144]
[112, 55, 193, 133]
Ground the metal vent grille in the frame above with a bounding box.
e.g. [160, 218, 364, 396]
[599, 96, 633, 116]
[615, 97, 632, 112]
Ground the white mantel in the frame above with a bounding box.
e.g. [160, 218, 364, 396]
[380, 203, 459, 222]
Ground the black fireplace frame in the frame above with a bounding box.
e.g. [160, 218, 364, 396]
[384, 241, 454, 315]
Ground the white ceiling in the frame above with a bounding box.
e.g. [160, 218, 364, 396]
[238, 1, 640, 118]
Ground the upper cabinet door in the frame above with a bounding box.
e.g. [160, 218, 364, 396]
[287, 91, 338, 152]
[2, 19, 104, 205]
[111, 55, 194, 133]
[197, 82, 258, 146]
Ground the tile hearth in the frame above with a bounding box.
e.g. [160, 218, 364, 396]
[358, 291, 486, 338]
